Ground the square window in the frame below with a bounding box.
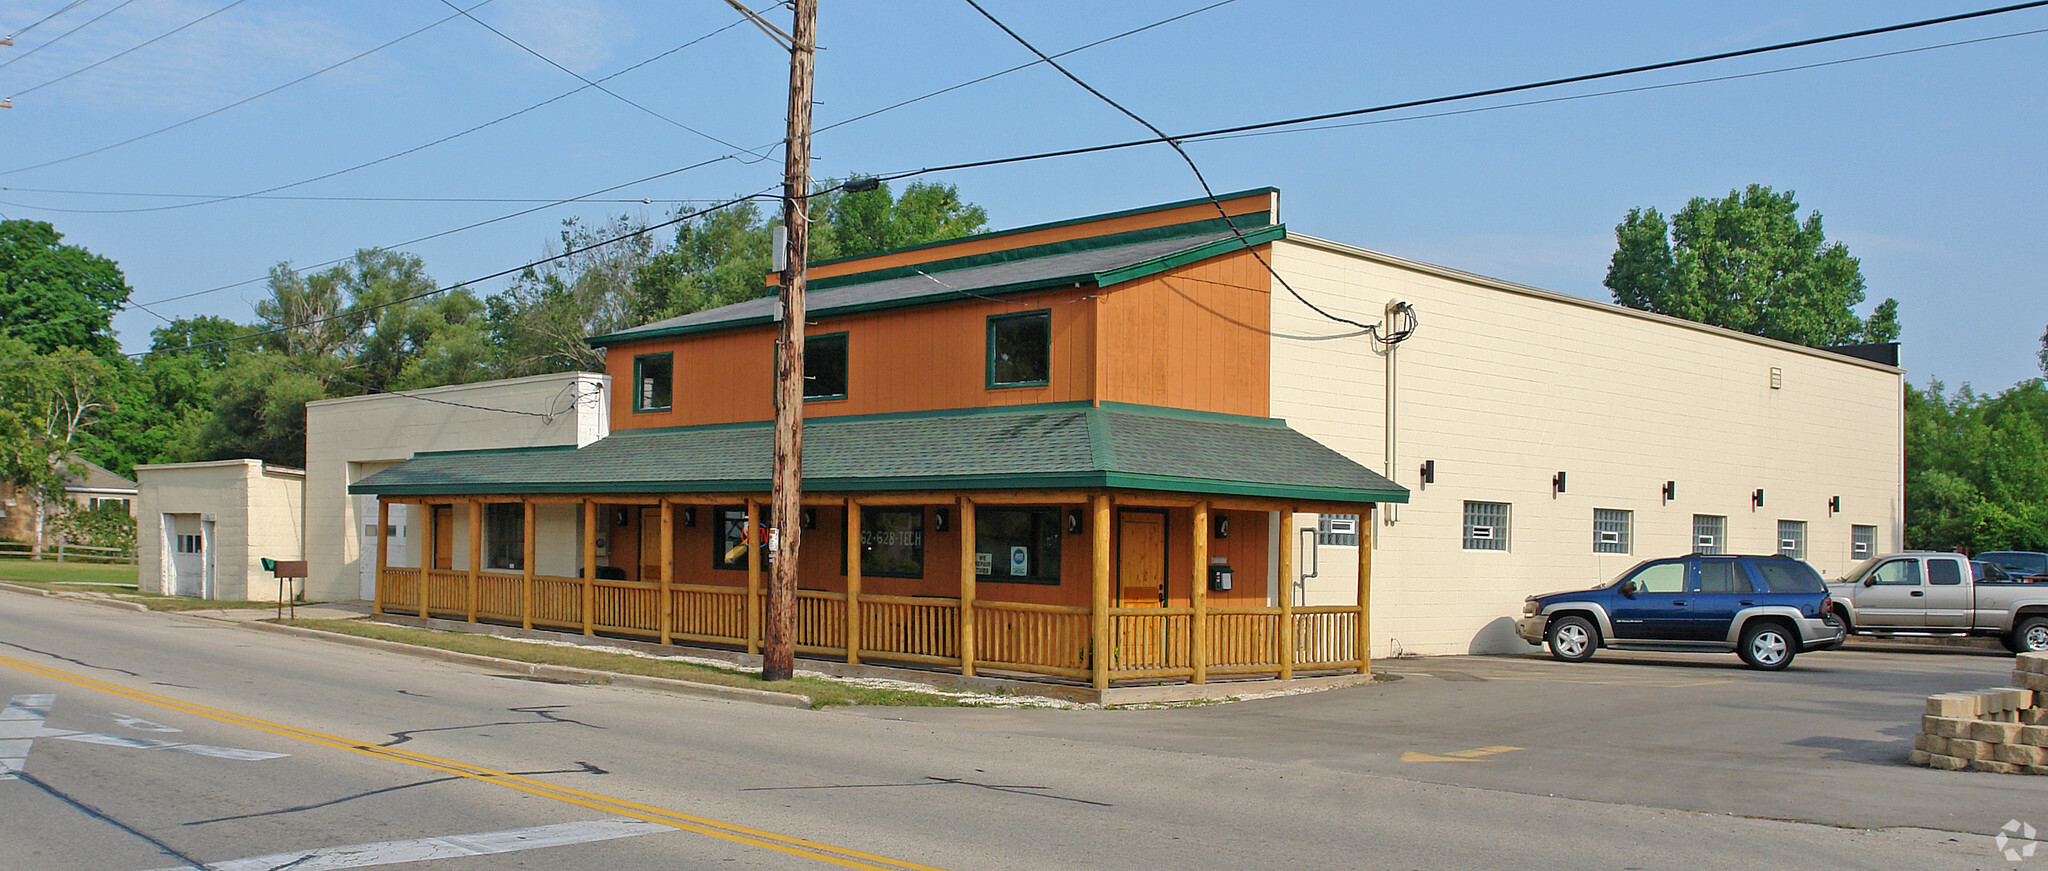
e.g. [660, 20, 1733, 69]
[1777, 519, 1806, 560]
[633, 353, 673, 412]
[987, 310, 1051, 388]
[975, 507, 1063, 584]
[853, 507, 923, 578]
[1318, 514, 1359, 546]
[1850, 524, 1875, 558]
[485, 503, 523, 570]
[805, 333, 848, 401]
[1593, 508, 1631, 554]
[1463, 501, 1508, 551]
[1693, 515, 1725, 555]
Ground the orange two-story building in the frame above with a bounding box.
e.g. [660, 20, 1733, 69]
[352, 189, 1407, 692]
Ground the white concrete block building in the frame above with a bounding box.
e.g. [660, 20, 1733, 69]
[136, 460, 305, 601]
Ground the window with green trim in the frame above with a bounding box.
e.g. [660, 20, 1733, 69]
[986, 310, 1051, 388]
[974, 507, 1062, 584]
[633, 353, 673, 412]
[806, 332, 848, 401]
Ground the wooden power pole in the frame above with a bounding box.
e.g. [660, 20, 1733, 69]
[764, 0, 817, 683]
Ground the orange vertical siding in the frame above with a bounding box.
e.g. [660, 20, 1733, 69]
[1095, 246, 1273, 417]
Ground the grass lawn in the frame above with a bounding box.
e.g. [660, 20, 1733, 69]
[0, 560, 140, 587]
[286, 618, 977, 709]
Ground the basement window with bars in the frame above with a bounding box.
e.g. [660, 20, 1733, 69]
[1462, 501, 1508, 551]
[1778, 520, 1807, 560]
[1593, 508, 1631, 554]
[1851, 524, 1875, 559]
[1693, 515, 1726, 555]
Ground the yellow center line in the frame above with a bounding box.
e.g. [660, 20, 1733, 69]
[1, 655, 949, 871]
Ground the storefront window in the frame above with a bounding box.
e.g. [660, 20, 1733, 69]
[975, 507, 1062, 584]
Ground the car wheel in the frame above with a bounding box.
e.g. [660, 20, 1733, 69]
[1547, 615, 1598, 663]
[1830, 605, 1855, 635]
[2013, 617, 2048, 654]
[1738, 621, 1795, 670]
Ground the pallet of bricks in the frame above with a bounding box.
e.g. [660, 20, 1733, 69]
[1912, 651, 2048, 774]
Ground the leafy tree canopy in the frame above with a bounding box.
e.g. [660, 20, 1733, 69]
[0, 219, 132, 357]
[1605, 184, 1898, 347]
[1905, 379, 2048, 552]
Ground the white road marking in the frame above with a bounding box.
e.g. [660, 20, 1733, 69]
[0, 693, 285, 779]
[110, 713, 181, 733]
[138, 817, 670, 871]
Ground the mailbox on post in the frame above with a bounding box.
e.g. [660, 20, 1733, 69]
[268, 559, 307, 619]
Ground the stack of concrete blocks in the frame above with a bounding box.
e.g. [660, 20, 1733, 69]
[1912, 651, 2048, 774]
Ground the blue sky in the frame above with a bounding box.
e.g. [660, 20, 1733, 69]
[1, 0, 2043, 391]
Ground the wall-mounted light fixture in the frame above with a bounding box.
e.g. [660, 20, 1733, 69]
[934, 508, 949, 532]
[1214, 514, 1231, 539]
[1419, 459, 1435, 486]
[614, 507, 630, 527]
[1752, 488, 1766, 509]
[1662, 481, 1676, 504]
[681, 506, 696, 527]
[1066, 508, 1084, 535]
[800, 507, 817, 530]
[1552, 471, 1567, 495]
[1828, 496, 1840, 516]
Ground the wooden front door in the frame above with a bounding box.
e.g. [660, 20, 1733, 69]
[1117, 510, 1170, 669]
[433, 506, 454, 571]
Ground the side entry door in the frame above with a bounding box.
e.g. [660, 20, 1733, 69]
[1686, 558, 1755, 641]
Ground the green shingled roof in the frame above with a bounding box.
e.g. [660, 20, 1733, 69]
[349, 402, 1407, 504]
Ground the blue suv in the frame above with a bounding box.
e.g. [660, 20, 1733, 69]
[1515, 554, 1845, 670]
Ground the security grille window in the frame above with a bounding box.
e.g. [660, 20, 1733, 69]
[1693, 515, 1726, 555]
[805, 332, 848, 401]
[1462, 501, 1508, 551]
[1777, 520, 1806, 560]
[855, 507, 923, 578]
[986, 310, 1052, 388]
[484, 503, 523, 570]
[1593, 508, 1631, 554]
[633, 353, 673, 412]
[1850, 524, 1875, 559]
[974, 507, 1062, 584]
[1318, 514, 1359, 546]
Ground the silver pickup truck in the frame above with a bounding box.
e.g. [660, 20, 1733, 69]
[1826, 552, 2048, 653]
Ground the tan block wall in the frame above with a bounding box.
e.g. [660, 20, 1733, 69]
[1269, 237, 1904, 656]
[304, 373, 609, 602]
[135, 460, 305, 601]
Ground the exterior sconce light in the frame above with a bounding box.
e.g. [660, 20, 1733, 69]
[1419, 459, 1435, 486]
[1066, 508, 1084, 535]
[1552, 472, 1567, 495]
[934, 508, 949, 532]
[1214, 514, 1231, 539]
[1828, 496, 1840, 515]
[800, 507, 817, 530]
[613, 507, 630, 527]
[681, 506, 696, 527]
[1752, 489, 1765, 509]
[1662, 481, 1676, 504]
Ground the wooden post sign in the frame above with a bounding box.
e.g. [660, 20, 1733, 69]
[271, 559, 308, 620]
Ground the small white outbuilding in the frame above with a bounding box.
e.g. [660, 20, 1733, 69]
[135, 460, 305, 601]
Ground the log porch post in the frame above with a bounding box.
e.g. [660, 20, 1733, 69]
[466, 501, 482, 623]
[1090, 493, 1112, 691]
[582, 499, 597, 636]
[746, 500, 761, 655]
[845, 498, 861, 665]
[659, 499, 674, 645]
[1191, 501, 1209, 684]
[419, 504, 435, 619]
[957, 496, 976, 677]
[1277, 507, 1295, 680]
[521, 500, 535, 630]
[373, 500, 389, 616]
[1358, 503, 1373, 674]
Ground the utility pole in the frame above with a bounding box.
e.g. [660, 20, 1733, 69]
[764, 0, 816, 683]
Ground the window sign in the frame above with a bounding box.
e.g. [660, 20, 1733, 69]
[1010, 546, 1029, 576]
[975, 552, 992, 576]
[856, 507, 923, 578]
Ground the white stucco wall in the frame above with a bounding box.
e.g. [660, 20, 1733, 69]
[1269, 236, 1904, 657]
[135, 460, 306, 601]
[303, 372, 610, 602]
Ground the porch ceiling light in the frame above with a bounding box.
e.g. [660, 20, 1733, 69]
[1066, 508, 1084, 535]
[1214, 514, 1230, 539]
[934, 508, 949, 532]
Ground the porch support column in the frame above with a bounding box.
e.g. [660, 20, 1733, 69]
[582, 499, 597, 636]
[1277, 508, 1294, 680]
[845, 498, 861, 665]
[466, 500, 482, 623]
[746, 500, 761, 655]
[373, 499, 390, 616]
[521, 500, 535, 630]
[1090, 493, 1111, 691]
[1357, 503, 1373, 674]
[659, 499, 674, 645]
[419, 504, 435, 620]
[956, 495, 976, 677]
[1191, 501, 1209, 685]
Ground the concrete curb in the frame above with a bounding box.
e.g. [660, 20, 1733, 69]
[231, 619, 814, 710]
[0, 581, 149, 612]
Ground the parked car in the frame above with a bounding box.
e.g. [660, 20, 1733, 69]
[1973, 561, 2018, 584]
[1976, 551, 2048, 583]
[1827, 551, 2048, 653]
[1515, 554, 1844, 670]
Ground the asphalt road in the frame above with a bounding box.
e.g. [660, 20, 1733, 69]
[1, 591, 2039, 871]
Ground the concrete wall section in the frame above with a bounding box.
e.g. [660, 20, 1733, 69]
[135, 460, 305, 601]
[1269, 236, 1904, 657]
[303, 373, 609, 602]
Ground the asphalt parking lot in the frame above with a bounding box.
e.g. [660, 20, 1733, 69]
[839, 639, 2048, 839]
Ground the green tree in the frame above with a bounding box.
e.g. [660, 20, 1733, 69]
[75, 316, 254, 476]
[490, 215, 662, 375]
[257, 249, 486, 392]
[167, 352, 326, 468]
[0, 338, 118, 553]
[0, 220, 132, 357]
[1904, 379, 2048, 552]
[1605, 185, 1898, 347]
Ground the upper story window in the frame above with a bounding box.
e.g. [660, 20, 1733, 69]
[806, 332, 848, 401]
[987, 310, 1051, 389]
[634, 352, 673, 413]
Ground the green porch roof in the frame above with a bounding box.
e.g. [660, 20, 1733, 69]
[349, 402, 1408, 504]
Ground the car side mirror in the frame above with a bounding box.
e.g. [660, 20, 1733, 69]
[1861, 577, 1876, 587]
[1619, 580, 1637, 597]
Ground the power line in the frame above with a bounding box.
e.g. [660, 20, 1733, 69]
[4, 0, 256, 101]
[0, 0, 502, 176]
[884, 0, 2048, 185]
[0, 0, 139, 72]
[5, 0, 93, 41]
[0, 187, 729, 205]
